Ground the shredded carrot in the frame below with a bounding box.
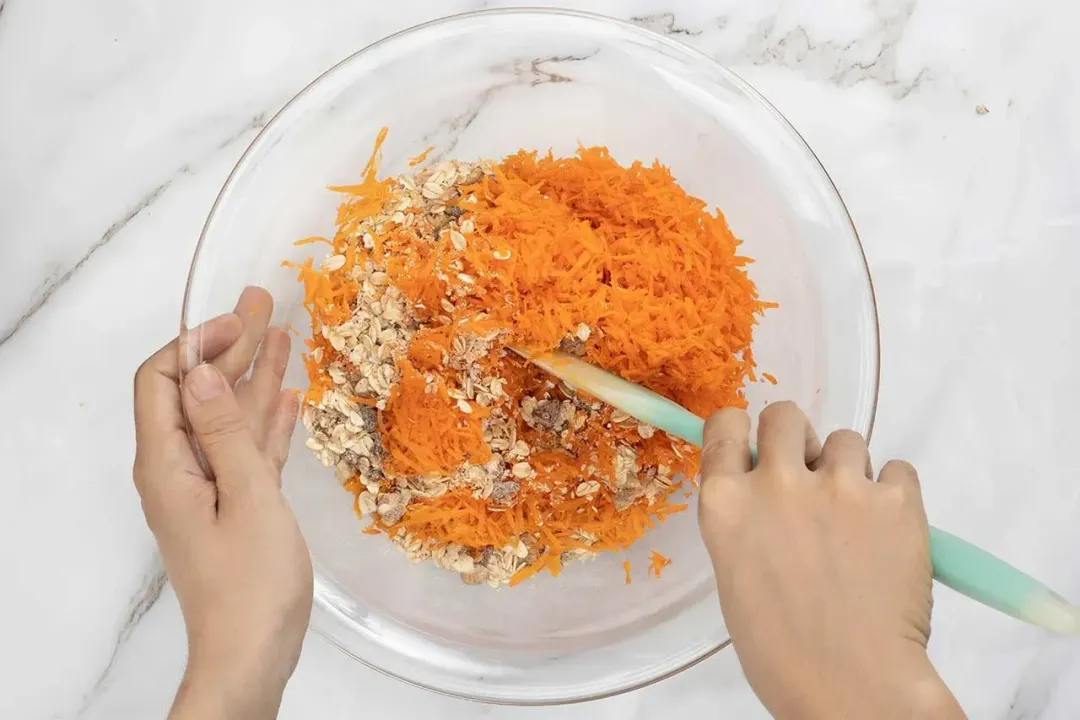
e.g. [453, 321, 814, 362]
[293, 235, 333, 246]
[284, 322, 300, 336]
[290, 130, 772, 586]
[623, 560, 632, 585]
[373, 146, 769, 418]
[408, 145, 435, 166]
[648, 550, 671, 578]
[379, 360, 490, 476]
[762, 372, 778, 385]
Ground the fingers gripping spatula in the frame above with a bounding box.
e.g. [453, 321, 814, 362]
[518, 348, 1080, 633]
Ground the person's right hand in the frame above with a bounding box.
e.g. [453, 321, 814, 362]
[698, 402, 966, 720]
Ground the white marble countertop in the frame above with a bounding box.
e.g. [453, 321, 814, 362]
[2, 0, 1079, 717]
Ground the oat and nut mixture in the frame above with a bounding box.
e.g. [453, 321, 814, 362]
[288, 131, 771, 587]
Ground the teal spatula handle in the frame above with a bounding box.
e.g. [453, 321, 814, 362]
[527, 350, 1080, 633]
[929, 527, 1078, 632]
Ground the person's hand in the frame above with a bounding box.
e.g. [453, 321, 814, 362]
[698, 402, 965, 720]
[133, 287, 312, 720]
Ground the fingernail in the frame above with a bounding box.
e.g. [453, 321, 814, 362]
[187, 363, 226, 401]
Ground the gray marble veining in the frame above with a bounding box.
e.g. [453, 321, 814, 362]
[2, 1, 1079, 718]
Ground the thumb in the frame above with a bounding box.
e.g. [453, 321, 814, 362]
[182, 363, 268, 503]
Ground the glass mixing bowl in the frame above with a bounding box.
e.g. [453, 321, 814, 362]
[182, 8, 879, 705]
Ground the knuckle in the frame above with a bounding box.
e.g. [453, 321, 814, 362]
[882, 459, 919, 481]
[775, 463, 810, 485]
[698, 479, 744, 526]
[701, 437, 746, 466]
[270, 330, 292, 375]
[759, 400, 799, 423]
[703, 408, 749, 443]
[269, 357, 288, 383]
[834, 478, 873, 508]
[197, 410, 249, 444]
[878, 483, 910, 510]
[707, 406, 749, 426]
[826, 428, 865, 448]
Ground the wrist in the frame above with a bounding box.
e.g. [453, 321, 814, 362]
[876, 664, 964, 720]
[829, 653, 964, 720]
[169, 651, 288, 720]
[901, 664, 966, 719]
[776, 647, 964, 720]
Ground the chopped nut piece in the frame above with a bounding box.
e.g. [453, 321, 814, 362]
[491, 480, 520, 502]
[576, 480, 600, 496]
[377, 492, 406, 524]
[461, 570, 488, 585]
[530, 399, 566, 431]
[358, 491, 377, 516]
[558, 334, 585, 356]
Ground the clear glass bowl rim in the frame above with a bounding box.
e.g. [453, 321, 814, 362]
[181, 5, 882, 705]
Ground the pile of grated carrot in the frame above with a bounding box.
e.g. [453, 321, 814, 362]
[381, 145, 773, 417]
[289, 130, 773, 586]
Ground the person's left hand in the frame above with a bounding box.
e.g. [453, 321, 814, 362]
[133, 287, 313, 720]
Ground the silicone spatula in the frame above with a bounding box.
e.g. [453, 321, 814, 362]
[521, 348, 1080, 633]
